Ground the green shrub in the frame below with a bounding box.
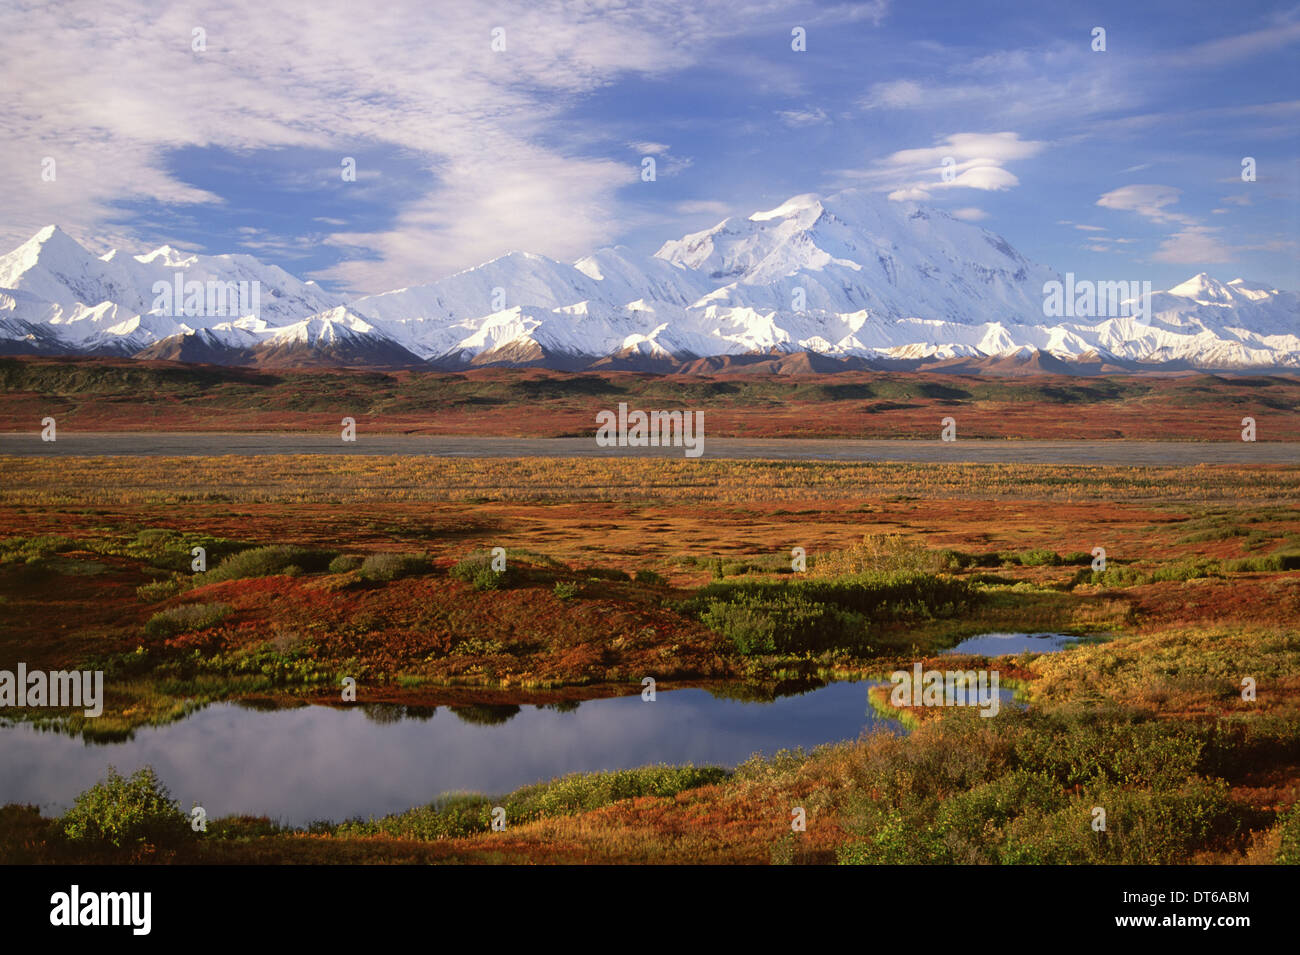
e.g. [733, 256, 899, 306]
[635, 570, 666, 585]
[144, 602, 230, 636]
[933, 549, 981, 571]
[61, 766, 191, 849]
[1000, 779, 1237, 865]
[136, 577, 183, 602]
[1077, 563, 1141, 587]
[1222, 553, 1300, 573]
[203, 545, 336, 582]
[689, 571, 975, 625]
[701, 591, 870, 656]
[358, 552, 427, 581]
[837, 709, 1247, 866]
[1150, 558, 1224, 582]
[80, 529, 249, 573]
[1277, 802, 1300, 864]
[473, 567, 502, 590]
[0, 535, 75, 564]
[692, 571, 973, 656]
[328, 554, 364, 574]
[337, 765, 727, 841]
[450, 551, 517, 589]
[1014, 714, 1203, 789]
[553, 581, 580, 600]
[1081, 557, 1226, 587]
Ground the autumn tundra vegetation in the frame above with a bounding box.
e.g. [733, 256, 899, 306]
[0, 441, 1297, 865]
[3, 356, 1300, 439]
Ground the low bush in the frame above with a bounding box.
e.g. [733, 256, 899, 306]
[61, 766, 191, 850]
[691, 571, 974, 656]
[203, 545, 336, 582]
[144, 602, 230, 637]
[450, 551, 518, 589]
[336, 765, 728, 841]
[358, 552, 428, 581]
[1222, 553, 1300, 573]
[1277, 802, 1300, 864]
[136, 577, 183, 602]
[837, 709, 1246, 866]
[328, 554, 364, 574]
[701, 591, 870, 655]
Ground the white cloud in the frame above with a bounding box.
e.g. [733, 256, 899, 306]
[859, 79, 927, 109]
[883, 132, 1044, 167]
[1152, 227, 1236, 264]
[886, 186, 932, 201]
[851, 131, 1044, 201]
[675, 200, 732, 217]
[1096, 184, 1196, 225]
[1159, 17, 1300, 69]
[0, 0, 882, 293]
[857, 42, 1142, 128]
[776, 107, 828, 126]
[949, 207, 988, 221]
[1096, 184, 1237, 264]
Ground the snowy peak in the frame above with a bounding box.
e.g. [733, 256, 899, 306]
[263, 307, 378, 346]
[1168, 272, 1235, 303]
[0, 224, 343, 340]
[1, 198, 1296, 371]
[132, 244, 199, 268]
[654, 188, 1056, 324]
[0, 225, 144, 312]
[749, 193, 825, 223]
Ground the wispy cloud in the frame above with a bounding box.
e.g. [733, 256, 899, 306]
[1158, 15, 1300, 69]
[1152, 227, 1236, 264]
[840, 131, 1045, 202]
[674, 200, 732, 217]
[776, 107, 829, 127]
[1096, 184, 1196, 226]
[0, 0, 890, 293]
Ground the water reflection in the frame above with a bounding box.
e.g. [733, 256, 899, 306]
[0, 681, 894, 826]
[943, 631, 1084, 656]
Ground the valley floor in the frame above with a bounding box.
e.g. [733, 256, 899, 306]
[1, 454, 1297, 863]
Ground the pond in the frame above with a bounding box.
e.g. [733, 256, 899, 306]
[1, 681, 903, 826]
[0, 634, 1084, 826]
[944, 631, 1084, 655]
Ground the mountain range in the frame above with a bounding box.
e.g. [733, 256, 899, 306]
[2, 190, 1296, 373]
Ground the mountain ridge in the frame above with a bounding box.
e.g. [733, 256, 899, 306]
[2, 191, 1296, 372]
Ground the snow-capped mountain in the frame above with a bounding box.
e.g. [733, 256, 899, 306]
[0, 225, 342, 357]
[2, 191, 1296, 371]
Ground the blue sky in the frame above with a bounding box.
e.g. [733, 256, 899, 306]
[2, 0, 1296, 295]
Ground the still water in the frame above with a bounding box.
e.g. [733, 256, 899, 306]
[0, 634, 1081, 826]
[1, 681, 900, 826]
